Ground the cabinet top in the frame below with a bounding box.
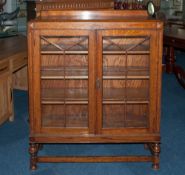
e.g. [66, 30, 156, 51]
[28, 10, 163, 30]
[33, 10, 162, 23]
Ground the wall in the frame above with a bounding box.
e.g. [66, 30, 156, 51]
[183, 0, 185, 18]
[3, 0, 27, 33]
[160, 0, 183, 19]
[17, 1, 27, 33]
[4, 0, 14, 12]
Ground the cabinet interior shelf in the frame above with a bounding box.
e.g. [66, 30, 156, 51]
[41, 51, 88, 55]
[41, 75, 149, 80]
[42, 100, 88, 105]
[41, 66, 149, 71]
[41, 100, 149, 105]
[41, 66, 149, 79]
[41, 76, 88, 80]
[41, 50, 150, 55]
[103, 100, 149, 104]
[41, 87, 148, 103]
[103, 76, 149, 80]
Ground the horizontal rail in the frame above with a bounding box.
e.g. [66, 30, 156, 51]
[38, 155, 153, 163]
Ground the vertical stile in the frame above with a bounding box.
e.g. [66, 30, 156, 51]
[63, 49, 67, 128]
[124, 49, 128, 128]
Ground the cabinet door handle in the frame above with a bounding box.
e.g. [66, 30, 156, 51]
[96, 78, 101, 89]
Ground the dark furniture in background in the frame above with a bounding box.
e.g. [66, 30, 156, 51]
[164, 21, 185, 88]
[0, 35, 27, 125]
[27, 1, 36, 21]
[0, 0, 6, 12]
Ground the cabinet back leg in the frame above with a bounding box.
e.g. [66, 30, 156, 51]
[29, 143, 38, 170]
[148, 143, 160, 170]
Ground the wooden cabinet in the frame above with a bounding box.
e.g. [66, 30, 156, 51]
[0, 60, 13, 124]
[28, 10, 163, 170]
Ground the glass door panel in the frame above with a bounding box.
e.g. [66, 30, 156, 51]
[126, 80, 149, 101]
[126, 104, 148, 128]
[101, 34, 150, 129]
[103, 104, 125, 128]
[42, 104, 88, 128]
[103, 80, 126, 101]
[41, 80, 88, 101]
[40, 35, 89, 129]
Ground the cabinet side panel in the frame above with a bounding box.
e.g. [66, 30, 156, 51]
[28, 24, 34, 134]
[148, 30, 160, 133]
[155, 27, 163, 133]
[28, 25, 42, 134]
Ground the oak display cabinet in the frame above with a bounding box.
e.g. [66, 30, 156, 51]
[28, 10, 163, 170]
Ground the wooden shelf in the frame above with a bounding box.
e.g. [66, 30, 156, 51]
[103, 50, 150, 55]
[41, 87, 148, 102]
[41, 76, 88, 80]
[41, 66, 149, 80]
[103, 75, 149, 80]
[41, 50, 88, 55]
[41, 50, 150, 55]
[42, 100, 88, 105]
[103, 100, 149, 104]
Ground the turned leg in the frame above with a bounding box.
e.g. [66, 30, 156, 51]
[149, 143, 160, 170]
[29, 143, 38, 170]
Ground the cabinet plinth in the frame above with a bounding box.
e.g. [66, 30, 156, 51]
[28, 10, 163, 170]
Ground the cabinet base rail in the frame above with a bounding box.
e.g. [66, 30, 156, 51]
[38, 155, 153, 163]
[29, 143, 160, 171]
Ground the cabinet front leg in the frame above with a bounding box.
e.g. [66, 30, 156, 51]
[151, 143, 160, 170]
[29, 143, 38, 170]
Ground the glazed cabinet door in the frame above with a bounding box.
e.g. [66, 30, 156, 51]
[96, 30, 160, 135]
[30, 30, 96, 135]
